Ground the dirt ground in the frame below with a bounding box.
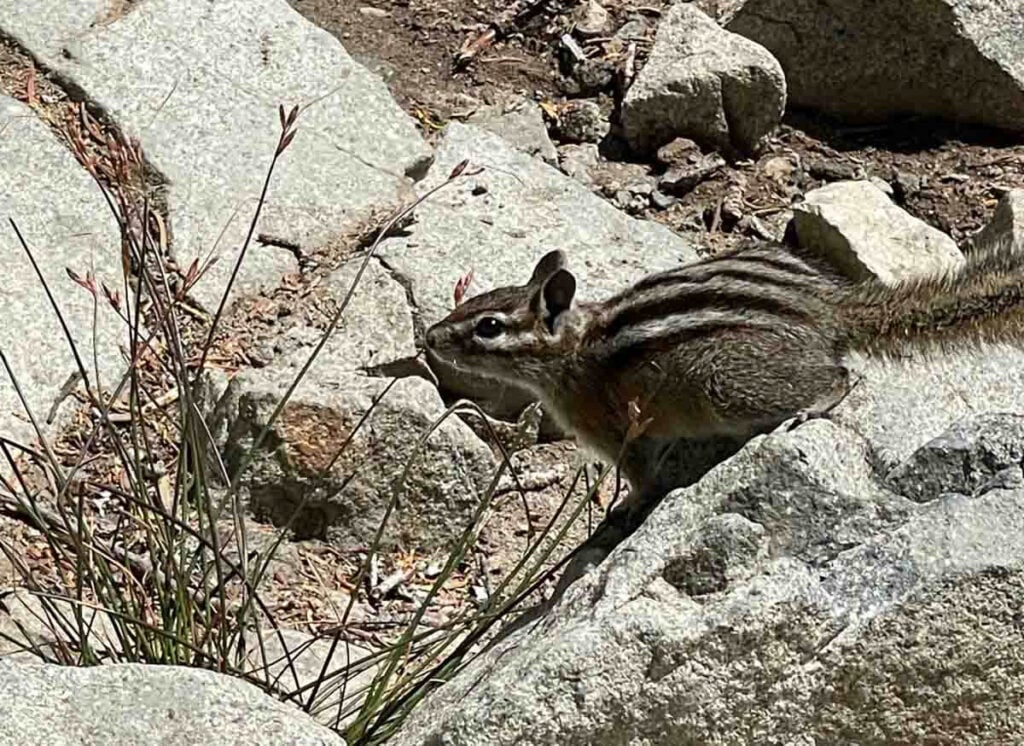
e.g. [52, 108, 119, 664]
[290, 0, 1024, 252]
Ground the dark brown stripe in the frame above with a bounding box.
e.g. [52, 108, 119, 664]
[599, 284, 819, 340]
[632, 251, 821, 294]
[601, 319, 751, 368]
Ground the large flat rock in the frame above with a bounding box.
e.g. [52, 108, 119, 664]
[0, 659, 344, 745]
[727, 0, 1024, 131]
[0, 0, 431, 310]
[0, 97, 123, 450]
[391, 418, 1024, 744]
[378, 121, 697, 329]
[836, 346, 1024, 468]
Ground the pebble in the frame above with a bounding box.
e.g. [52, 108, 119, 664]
[574, 0, 610, 37]
[556, 99, 609, 144]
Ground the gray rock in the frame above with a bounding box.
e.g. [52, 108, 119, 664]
[868, 175, 894, 197]
[728, 0, 1024, 132]
[390, 419, 1024, 744]
[556, 143, 601, 186]
[376, 122, 696, 413]
[835, 346, 1024, 468]
[561, 58, 617, 96]
[467, 98, 558, 164]
[0, 1, 108, 57]
[658, 154, 726, 195]
[0, 97, 123, 451]
[213, 368, 496, 549]
[622, 3, 786, 155]
[284, 258, 418, 374]
[554, 99, 609, 144]
[968, 188, 1024, 252]
[0, 659, 345, 745]
[892, 169, 923, 202]
[253, 629, 378, 728]
[614, 18, 650, 40]
[649, 189, 675, 210]
[0, 0, 431, 311]
[792, 180, 963, 284]
[655, 136, 702, 166]
[573, 0, 610, 37]
[887, 413, 1024, 502]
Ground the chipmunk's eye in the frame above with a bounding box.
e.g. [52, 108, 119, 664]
[474, 316, 505, 339]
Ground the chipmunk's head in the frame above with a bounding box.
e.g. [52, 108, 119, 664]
[425, 250, 580, 387]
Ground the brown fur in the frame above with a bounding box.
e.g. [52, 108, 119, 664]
[426, 241, 1024, 499]
[837, 243, 1024, 357]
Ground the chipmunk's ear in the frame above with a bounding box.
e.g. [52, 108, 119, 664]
[531, 268, 576, 332]
[528, 250, 566, 286]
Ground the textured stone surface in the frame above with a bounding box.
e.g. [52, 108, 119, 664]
[793, 180, 963, 284]
[835, 346, 1024, 468]
[0, 0, 431, 310]
[0, 97, 124, 450]
[621, 3, 785, 155]
[467, 97, 558, 164]
[728, 0, 1024, 131]
[379, 122, 695, 326]
[969, 188, 1024, 252]
[211, 368, 495, 549]
[262, 257, 417, 374]
[887, 412, 1024, 502]
[0, 659, 345, 745]
[253, 629, 377, 728]
[554, 99, 609, 145]
[390, 418, 1024, 744]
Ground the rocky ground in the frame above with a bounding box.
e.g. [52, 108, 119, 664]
[290, 0, 1024, 251]
[2, 0, 1024, 743]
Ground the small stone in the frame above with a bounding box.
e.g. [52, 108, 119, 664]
[625, 179, 655, 197]
[574, 0, 610, 37]
[968, 188, 1024, 253]
[615, 18, 649, 40]
[869, 176, 894, 197]
[563, 59, 616, 95]
[658, 153, 726, 196]
[467, 97, 558, 163]
[650, 189, 676, 210]
[792, 180, 963, 285]
[556, 99, 610, 144]
[761, 154, 795, 182]
[359, 6, 389, 17]
[557, 143, 601, 185]
[656, 137, 702, 167]
[804, 157, 859, 183]
[892, 169, 922, 202]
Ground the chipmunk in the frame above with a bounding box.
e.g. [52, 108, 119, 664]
[425, 241, 1024, 507]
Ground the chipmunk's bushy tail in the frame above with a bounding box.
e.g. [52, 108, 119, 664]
[837, 242, 1024, 358]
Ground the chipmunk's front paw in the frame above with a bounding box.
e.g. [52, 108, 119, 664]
[784, 407, 831, 432]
